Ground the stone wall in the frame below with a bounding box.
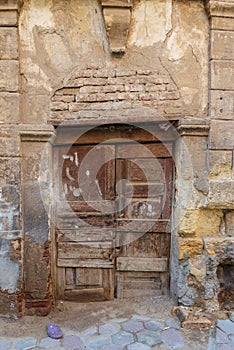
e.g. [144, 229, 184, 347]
[171, 0, 234, 312]
[0, 0, 233, 318]
[0, 0, 22, 318]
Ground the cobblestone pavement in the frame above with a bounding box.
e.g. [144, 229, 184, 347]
[0, 314, 234, 350]
[0, 298, 233, 350]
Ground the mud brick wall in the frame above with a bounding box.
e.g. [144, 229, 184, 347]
[0, 0, 22, 318]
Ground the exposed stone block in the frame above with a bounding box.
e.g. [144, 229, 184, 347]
[0, 27, 18, 59]
[226, 211, 234, 236]
[0, 92, 19, 123]
[178, 238, 204, 260]
[178, 210, 199, 237]
[0, 10, 18, 26]
[209, 150, 233, 177]
[178, 209, 223, 238]
[0, 157, 20, 186]
[208, 180, 234, 209]
[211, 61, 234, 90]
[209, 120, 234, 150]
[211, 30, 234, 60]
[0, 60, 18, 92]
[210, 90, 234, 119]
[21, 94, 50, 124]
[0, 126, 19, 156]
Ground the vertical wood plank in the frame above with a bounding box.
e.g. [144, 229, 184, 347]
[56, 267, 66, 300]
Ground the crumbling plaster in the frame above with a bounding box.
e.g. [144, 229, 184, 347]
[19, 0, 209, 124]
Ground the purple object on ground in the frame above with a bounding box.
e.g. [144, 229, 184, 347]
[47, 323, 63, 339]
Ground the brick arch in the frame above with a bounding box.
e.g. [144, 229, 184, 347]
[50, 66, 183, 124]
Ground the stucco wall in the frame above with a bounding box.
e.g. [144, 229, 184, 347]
[19, 0, 209, 124]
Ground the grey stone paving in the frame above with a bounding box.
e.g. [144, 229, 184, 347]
[0, 313, 234, 349]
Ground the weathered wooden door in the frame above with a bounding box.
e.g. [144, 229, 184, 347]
[54, 144, 116, 301]
[54, 126, 173, 301]
[115, 143, 173, 298]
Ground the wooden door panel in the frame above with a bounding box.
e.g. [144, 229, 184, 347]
[115, 142, 173, 298]
[55, 144, 115, 301]
[56, 228, 115, 242]
[117, 143, 172, 158]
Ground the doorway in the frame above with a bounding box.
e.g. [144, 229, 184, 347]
[53, 124, 174, 301]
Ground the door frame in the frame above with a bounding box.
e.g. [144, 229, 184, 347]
[51, 122, 176, 302]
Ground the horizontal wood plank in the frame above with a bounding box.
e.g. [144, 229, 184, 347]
[117, 143, 172, 158]
[58, 258, 114, 268]
[56, 228, 115, 242]
[58, 242, 113, 260]
[64, 288, 106, 302]
[117, 219, 170, 233]
[116, 257, 168, 272]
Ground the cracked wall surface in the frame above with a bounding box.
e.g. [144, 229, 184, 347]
[0, 0, 234, 318]
[19, 0, 209, 124]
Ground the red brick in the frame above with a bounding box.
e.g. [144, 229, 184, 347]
[137, 69, 152, 75]
[51, 102, 68, 111]
[69, 102, 88, 112]
[116, 70, 136, 77]
[139, 92, 158, 101]
[76, 93, 97, 102]
[82, 77, 107, 86]
[96, 92, 118, 101]
[124, 84, 145, 92]
[79, 85, 101, 93]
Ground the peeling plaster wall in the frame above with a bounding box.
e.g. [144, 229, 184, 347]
[2, 0, 234, 317]
[19, 0, 209, 123]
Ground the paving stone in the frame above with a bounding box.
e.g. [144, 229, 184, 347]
[228, 334, 234, 346]
[112, 331, 134, 346]
[80, 326, 98, 339]
[216, 328, 229, 344]
[217, 320, 234, 335]
[14, 338, 37, 350]
[39, 337, 61, 349]
[102, 345, 125, 350]
[0, 339, 12, 350]
[136, 330, 161, 347]
[61, 335, 85, 350]
[161, 328, 184, 349]
[144, 320, 164, 332]
[127, 343, 151, 350]
[122, 320, 144, 333]
[217, 345, 234, 350]
[99, 323, 120, 336]
[86, 335, 110, 349]
[166, 319, 180, 330]
[132, 315, 151, 322]
[207, 327, 216, 350]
